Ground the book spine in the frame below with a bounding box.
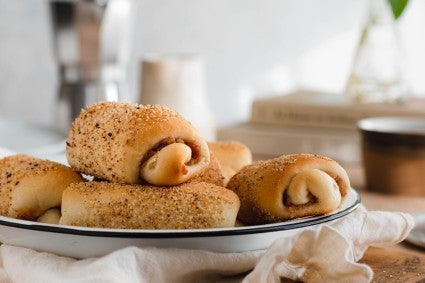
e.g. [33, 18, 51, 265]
[250, 100, 362, 129]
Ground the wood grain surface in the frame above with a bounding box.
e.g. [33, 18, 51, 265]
[359, 190, 425, 282]
[361, 246, 425, 283]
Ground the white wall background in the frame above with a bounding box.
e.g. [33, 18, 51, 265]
[0, 0, 424, 129]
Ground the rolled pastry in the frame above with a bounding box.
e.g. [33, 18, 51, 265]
[208, 141, 252, 185]
[0, 154, 84, 220]
[191, 153, 224, 186]
[208, 141, 252, 172]
[219, 165, 237, 187]
[66, 102, 210, 186]
[60, 181, 240, 229]
[226, 154, 350, 224]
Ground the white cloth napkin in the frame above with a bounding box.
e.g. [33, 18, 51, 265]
[0, 206, 414, 283]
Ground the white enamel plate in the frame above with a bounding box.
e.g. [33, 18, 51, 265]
[0, 189, 360, 259]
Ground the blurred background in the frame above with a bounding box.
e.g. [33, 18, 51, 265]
[0, 0, 424, 129]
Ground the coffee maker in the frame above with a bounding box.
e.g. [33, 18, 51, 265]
[49, 0, 132, 131]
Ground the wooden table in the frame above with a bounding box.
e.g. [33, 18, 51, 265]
[346, 165, 425, 283]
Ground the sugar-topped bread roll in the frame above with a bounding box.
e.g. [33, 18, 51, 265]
[191, 153, 224, 186]
[208, 141, 252, 185]
[226, 154, 350, 225]
[208, 141, 252, 172]
[60, 181, 240, 229]
[66, 102, 211, 186]
[0, 154, 84, 220]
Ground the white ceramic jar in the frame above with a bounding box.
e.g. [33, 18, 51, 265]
[139, 54, 216, 141]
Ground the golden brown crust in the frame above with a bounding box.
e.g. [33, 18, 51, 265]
[226, 154, 350, 225]
[208, 141, 252, 173]
[0, 154, 84, 220]
[66, 102, 210, 186]
[191, 153, 224, 186]
[60, 181, 240, 229]
[220, 165, 236, 187]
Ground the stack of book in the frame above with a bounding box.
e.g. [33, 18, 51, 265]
[218, 89, 425, 166]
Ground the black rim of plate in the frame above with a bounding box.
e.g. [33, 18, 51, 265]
[0, 189, 361, 239]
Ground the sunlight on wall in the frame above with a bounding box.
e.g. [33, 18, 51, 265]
[0, 0, 423, 128]
[400, 0, 425, 96]
[282, 0, 425, 98]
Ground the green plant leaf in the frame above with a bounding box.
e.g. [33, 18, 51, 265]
[387, 0, 409, 20]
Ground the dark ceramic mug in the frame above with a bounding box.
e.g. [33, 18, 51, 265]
[358, 117, 425, 196]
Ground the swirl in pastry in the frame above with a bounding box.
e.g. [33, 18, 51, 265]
[66, 102, 210, 186]
[226, 154, 350, 224]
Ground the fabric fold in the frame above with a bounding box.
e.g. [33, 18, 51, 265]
[244, 208, 414, 283]
[0, 207, 414, 283]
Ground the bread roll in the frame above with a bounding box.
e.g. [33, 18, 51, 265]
[66, 102, 210, 186]
[0, 154, 84, 220]
[37, 208, 61, 224]
[191, 153, 224, 186]
[60, 181, 240, 229]
[208, 141, 252, 185]
[218, 165, 236, 187]
[208, 141, 252, 172]
[226, 154, 350, 225]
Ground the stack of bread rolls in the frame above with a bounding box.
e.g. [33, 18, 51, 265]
[0, 101, 351, 229]
[59, 102, 241, 229]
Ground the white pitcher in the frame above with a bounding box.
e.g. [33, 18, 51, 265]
[140, 54, 216, 141]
